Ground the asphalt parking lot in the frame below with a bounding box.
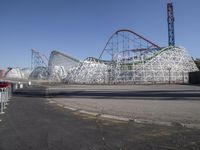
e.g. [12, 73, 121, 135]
[46, 84, 200, 128]
[0, 84, 199, 150]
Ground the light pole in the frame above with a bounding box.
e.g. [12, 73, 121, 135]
[108, 69, 111, 84]
[182, 71, 184, 84]
[167, 67, 171, 84]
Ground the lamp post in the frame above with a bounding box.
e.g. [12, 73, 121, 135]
[108, 69, 111, 84]
[167, 67, 171, 84]
[182, 71, 184, 84]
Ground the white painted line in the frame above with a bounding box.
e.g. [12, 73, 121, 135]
[79, 110, 99, 116]
[46, 98, 51, 101]
[100, 114, 130, 122]
[182, 123, 200, 129]
[44, 101, 200, 129]
[134, 119, 142, 123]
[134, 119, 183, 127]
[64, 106, 77, 111]
[57, 104, 63, 107]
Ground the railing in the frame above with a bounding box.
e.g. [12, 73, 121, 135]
[0, 86, 11, 114]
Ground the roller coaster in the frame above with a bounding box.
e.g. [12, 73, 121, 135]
[3, 28, 198, 84]
[3, 3, 199, 84]
[63, 2, 199, 84]
[63, 29, 198, 84]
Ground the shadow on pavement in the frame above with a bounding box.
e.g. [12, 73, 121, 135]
[13, 86, 200, 100]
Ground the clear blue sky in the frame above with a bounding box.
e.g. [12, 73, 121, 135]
[0, 0, 200, 69]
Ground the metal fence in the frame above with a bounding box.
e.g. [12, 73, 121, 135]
[0, 87, 11, 114]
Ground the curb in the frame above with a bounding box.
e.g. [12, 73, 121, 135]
[47, 98, 200, 129]
[78, 110, 99, 116]
[100, 114, 130, 122]
[52, 101, 131, 122]
[64, 106, 77, 111]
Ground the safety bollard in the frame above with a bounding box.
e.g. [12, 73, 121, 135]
[8, 85, 12, 99]
[5, 88, 9, 106]
[4, 88, 8, 109]
[2, 88, 6, 109]
[0, 88, 5, 114]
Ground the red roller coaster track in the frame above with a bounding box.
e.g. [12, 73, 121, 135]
[99, 29, 160, 60]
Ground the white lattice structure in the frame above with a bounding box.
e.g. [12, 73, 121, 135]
[29, 67, 49, 80]
[48, 50, 80, 81]
[3, 28, 198, 84]
[65, 46, 198, 84]
[113, 46, 198, 84]
[3, 47, 198, 84]
[64, 57, 108, 84]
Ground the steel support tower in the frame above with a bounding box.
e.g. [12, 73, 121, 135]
[31, 49, 48, 69]
[167, 3, 175, 46]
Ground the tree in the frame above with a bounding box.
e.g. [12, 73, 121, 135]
[194, 58, 200, 70]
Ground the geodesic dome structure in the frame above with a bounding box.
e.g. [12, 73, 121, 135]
[5, 68, 25, 79]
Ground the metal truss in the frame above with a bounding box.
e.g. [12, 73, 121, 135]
[48, 50, 80, 81]
[31, 49, 48, 69]
[66, 46, 198, 84]
[64, 29, 198, 84]
[64, 57, 108, 84]
[167, 3, 175, 46]
[114, 46, 198, 84]
[27, 29, 198, 84]
[99, 29, 160, 62]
